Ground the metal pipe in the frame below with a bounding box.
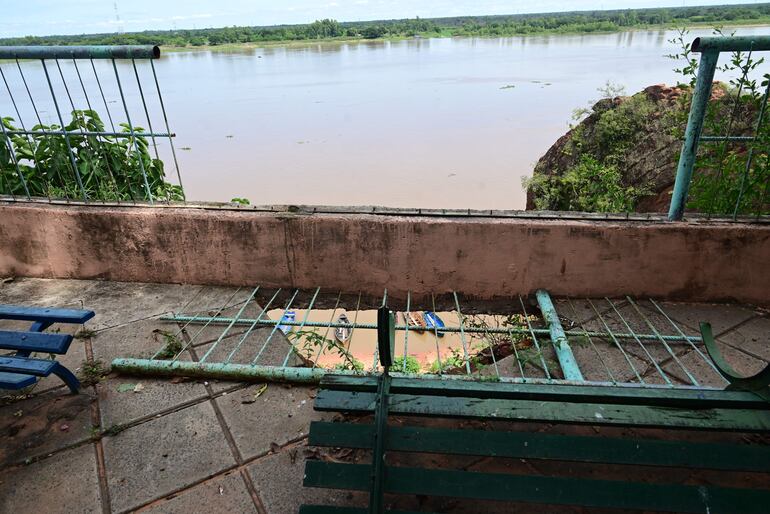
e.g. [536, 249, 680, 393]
[535, 289, 583, 381]
[0, 45, 160, 60]
[692, 36, 770, 53]
[112, 358, 328, 383]
[110, 358, 723, 391]
[4, 129, 174, 138]
[668, 50, 720, 221]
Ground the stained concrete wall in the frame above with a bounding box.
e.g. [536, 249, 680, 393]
[0, 202, 768, 305]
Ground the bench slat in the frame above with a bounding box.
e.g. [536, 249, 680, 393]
[299, 507, 429, 514]
[0, 305, 94, 324]
[314, 390, 770, 431]
[0, 371, 37, 389]
[0, 330, 73, 354]
[304, 461, 770, 513]
[319, 375, 767, 409]
[308, 421, 770, 472]
[0, 355, 57, 376]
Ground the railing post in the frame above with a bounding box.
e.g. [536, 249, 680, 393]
[668, 50, 720, 221]
[535, 289, 584, 381]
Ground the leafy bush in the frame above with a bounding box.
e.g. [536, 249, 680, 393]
[393, 355, 421, 373]
[1, 110, 183, 201]
[525, 155, 649, 212]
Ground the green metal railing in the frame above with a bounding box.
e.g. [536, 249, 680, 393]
[669, 35, 770, 220]
[0, 45, 184, 204]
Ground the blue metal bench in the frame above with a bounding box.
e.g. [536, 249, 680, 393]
[0, 305, 95, 393]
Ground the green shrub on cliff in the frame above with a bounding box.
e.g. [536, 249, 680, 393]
[526, 155, 648, 212]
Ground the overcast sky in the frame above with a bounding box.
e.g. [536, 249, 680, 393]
[2, 0, 767, 38]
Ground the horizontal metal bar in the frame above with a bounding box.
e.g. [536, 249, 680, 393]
[0, 45, 160, 60]
[692, 35, 770, 53]
[4, 129, 174, 138]
[162, 314, 702, 342]
[700, 135, 754, 142]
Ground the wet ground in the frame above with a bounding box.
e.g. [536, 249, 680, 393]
[0, 278, 768, 513]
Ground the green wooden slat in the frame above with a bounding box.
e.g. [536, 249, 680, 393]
[314, 390, 770, 431]
[304, 461, 770, 513]
[308, 421, 770, 472]
[299, 506, 430, 514]
[319, 375, 768, 408]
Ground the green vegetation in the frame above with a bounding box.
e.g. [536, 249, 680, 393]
[393, 355, 421, 373]
[288, 330, 363, 371]
[79, 359, 108, 386]
[2, 5, 769, 48]
[1, 110, 183, 201]
[153, 329, 184, 359]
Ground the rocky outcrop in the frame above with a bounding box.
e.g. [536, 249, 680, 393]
[526, 83, 754, 212]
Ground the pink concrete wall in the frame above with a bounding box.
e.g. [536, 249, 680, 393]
[0, 202, 768, 305]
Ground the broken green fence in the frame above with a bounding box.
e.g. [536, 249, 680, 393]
[111, 286, 739, 391]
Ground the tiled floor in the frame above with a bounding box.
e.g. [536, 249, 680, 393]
[0, 278, 768, 513]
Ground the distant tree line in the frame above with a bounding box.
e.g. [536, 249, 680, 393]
[1, 4, 769, 47]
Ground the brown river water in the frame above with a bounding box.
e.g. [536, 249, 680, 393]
[1, 27, 767, 208]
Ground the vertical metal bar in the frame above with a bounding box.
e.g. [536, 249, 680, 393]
[58, 58, 108, 201]
[518, 295, 552, 380]
[90, 60, 116, 131]
[587, 298, 644, 384]
[281, 287, 320, 367]
[476, 314, 500, 378]
[535, 290, 583, 381]
[648, 299, 728, 385]
[567, 298, 616, 384]
[734, 78, 770, 219]
[606, 298, 672, 386]
[626, 297, 698, 386]
[0, 120, 30, 198]
[709, 47, 754, 218]
[149, 59, 185, 201]
[111, 58, 153, 203]
[668, 50, 720, 221]
[344, 292, 363, 357]
[1, 66, 45, 199]
[313, 292, 342, 370]
[223, 288, 281, 363]
[16, 59, 63, 199]
[250, 289, 299, 364]
[130, 59, 160, 161]
[506, 328, 527, 379]
[430, 294, 443, 376]
[452, 292, 472, 375]
[165, 287, 243, 360]
[72, 58, 121, 202]
[41, 59, 88, 201]
[199, 286, 260, 362]
[401, 291, 411, 373]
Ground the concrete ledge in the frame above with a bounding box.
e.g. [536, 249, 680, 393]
[0, 202, 768, 305]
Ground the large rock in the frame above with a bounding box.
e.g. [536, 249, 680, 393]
[526, 83, 753, 212]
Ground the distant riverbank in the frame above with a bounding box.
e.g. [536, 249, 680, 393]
[159, 19, 770, 54]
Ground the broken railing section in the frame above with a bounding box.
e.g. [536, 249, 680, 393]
[0, 45, 184, 203]
[669, 35, 770, 221]
[108, 286, 747, 391]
